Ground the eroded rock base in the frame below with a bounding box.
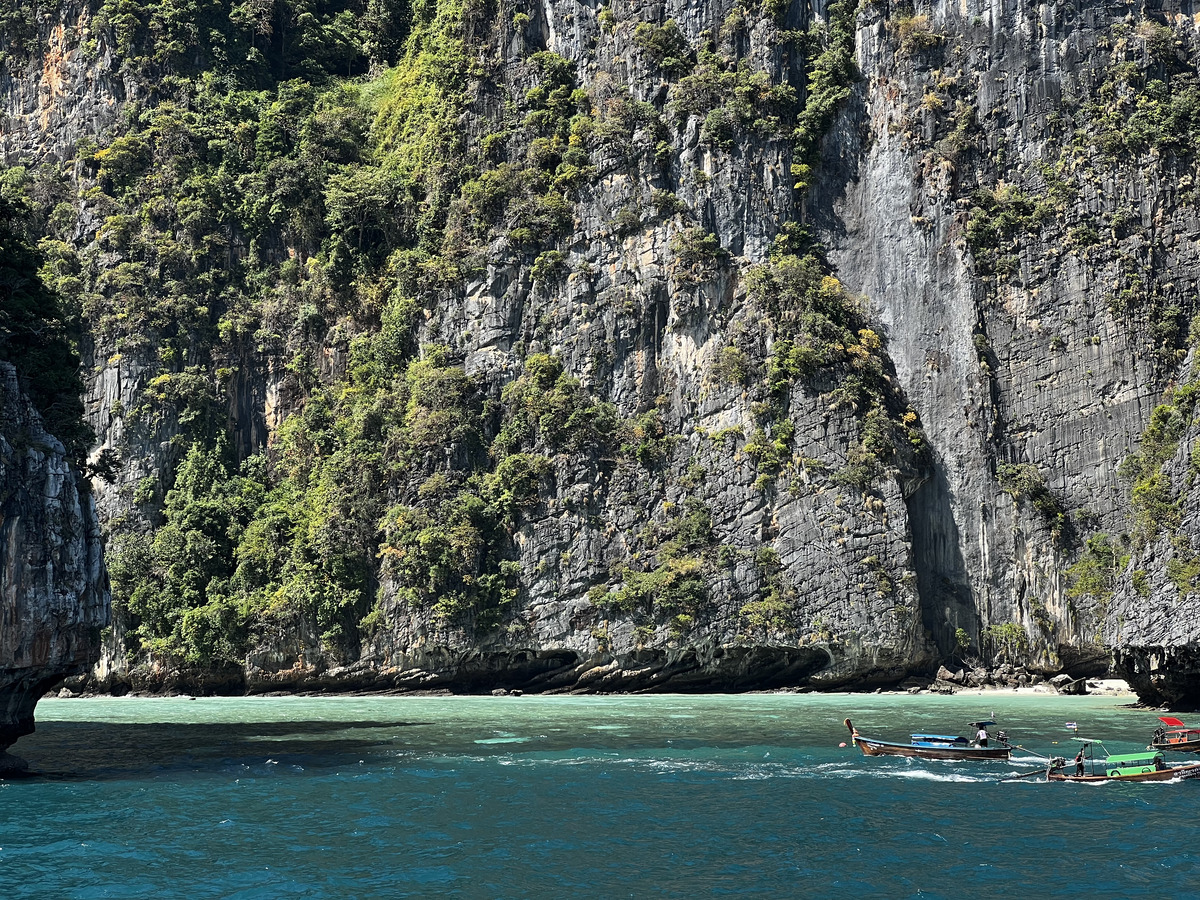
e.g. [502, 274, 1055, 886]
[74, 643, 928, 696]
[0, 671, 73, 751]
[0, 363, 109, 753]
[1114, 647, 1200, 709]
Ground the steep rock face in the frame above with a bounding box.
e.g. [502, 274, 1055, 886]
[0, 0, 127, 164]
[0, 363, 108, 748]
[8, 0, 1200, 700]
[1106, 349, 1200, 706]
[68, 0, 937, 694]
[820, 0, 1200, 686]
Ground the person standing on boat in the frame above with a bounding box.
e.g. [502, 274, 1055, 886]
[1074, 750, 1085, 776]
[976, 725, 989, 747]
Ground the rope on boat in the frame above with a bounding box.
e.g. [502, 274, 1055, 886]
[998, 757, 1067, 782]
[1003, 741, 1053, 761]
[994, 736, 1061, 781]
[998, 768, 1052, 782]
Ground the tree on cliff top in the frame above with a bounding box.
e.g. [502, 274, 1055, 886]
[0, 193, 91, 463]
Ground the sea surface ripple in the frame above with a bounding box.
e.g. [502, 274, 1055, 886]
[0, 692, 1192, 898]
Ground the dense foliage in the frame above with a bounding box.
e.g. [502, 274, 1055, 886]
[0, 181, 90, 462]
[746, 239, 927, 491]
[4, 0, 891, 668]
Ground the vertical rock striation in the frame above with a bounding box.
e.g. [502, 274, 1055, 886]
[0, 363, 108, 750]
[819, 0, 1200, 692]
[9, 0, 1200, 701]
[0, 0, 127, 165]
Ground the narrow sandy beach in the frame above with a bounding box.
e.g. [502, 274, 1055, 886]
[887, 678, 1135, 699]
[969, 677, 1131, 696]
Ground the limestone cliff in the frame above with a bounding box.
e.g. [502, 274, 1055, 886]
[0, 363, 108, 749]
[824, 0, 1200, 700]
[7, 0, 1200, 701]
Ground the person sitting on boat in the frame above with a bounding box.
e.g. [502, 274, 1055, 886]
[1074, 750, 1084, 776]
[976, 726, 989, 747]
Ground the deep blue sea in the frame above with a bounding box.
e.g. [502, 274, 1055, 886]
[1, 691, 1195, 898]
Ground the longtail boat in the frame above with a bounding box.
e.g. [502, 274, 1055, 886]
[844, 718, 1011, 761]
[1151, 717, 1200, 753]
[1047, 739, 1200, 783]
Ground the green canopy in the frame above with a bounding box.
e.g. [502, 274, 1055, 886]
[1104, 752, 1163, 765]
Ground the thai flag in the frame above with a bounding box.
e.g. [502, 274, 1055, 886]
[1065, 722, 1078, 731]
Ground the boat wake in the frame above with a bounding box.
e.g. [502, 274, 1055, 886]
[473, 736, 531, 745]
[883, 768, 987, 783]
[418, 749, 1036, 784]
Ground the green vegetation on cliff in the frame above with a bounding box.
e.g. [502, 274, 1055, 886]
[0, 181, 90, 462]
[746, 241, 926, 491]
[1084, 20, 1200, 159]
[1108, 347, 1200, 597]
[4, 0, 914, 674]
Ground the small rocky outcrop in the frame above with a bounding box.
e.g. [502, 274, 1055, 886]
[1048, 674, 1087, 695]
[0, 363, 108, 751]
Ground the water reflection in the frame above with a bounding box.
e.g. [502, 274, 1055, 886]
[9, 720, 432, 781]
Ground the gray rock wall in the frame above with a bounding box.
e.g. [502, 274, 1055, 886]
[0, 0, 127, 165]
[821, 0, 1200, 686]
[342, 0, 936, 692]
[11, 0, 1200, 700]
[0, 363, 108, 749]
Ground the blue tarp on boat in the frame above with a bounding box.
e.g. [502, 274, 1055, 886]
[910, 734, 969, 744]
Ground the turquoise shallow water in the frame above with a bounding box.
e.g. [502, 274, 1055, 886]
[1, 692, 1195, 898]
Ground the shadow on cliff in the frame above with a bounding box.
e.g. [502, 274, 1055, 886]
[5, 719, 432, 782]
[804, 82, 864, 246]
[805, 85, 981, 663]
[906, 463, 981, 657]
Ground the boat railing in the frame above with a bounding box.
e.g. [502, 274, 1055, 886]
[1163, 730, 1200, 744]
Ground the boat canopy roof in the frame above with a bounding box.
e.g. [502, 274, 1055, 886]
[911, 733, 968, 743]
[1159, 717, 1187, 727]
[967, 720, 996, 728]
[1105, 752, 1164, 765]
